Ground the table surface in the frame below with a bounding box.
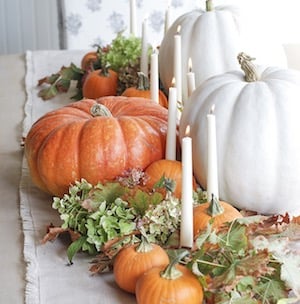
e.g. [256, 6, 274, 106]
[0, 51, 137, 304]
[0, 53, 25, 303]
[1, 47, 300, 304]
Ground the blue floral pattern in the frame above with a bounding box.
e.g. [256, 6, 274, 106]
[149, 10, 164, 33]
[61, 0, 198, 49]
[86, 0, 102, 11]
[65, 13, 82, 36]
[108, 12, 126, 34]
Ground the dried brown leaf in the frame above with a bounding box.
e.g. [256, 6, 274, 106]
[41, 225, 80, 244]
[89, 253, 113, 274]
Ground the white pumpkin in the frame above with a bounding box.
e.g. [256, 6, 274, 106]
[179, 52, 300, 215]
[159, 0, 287, 102]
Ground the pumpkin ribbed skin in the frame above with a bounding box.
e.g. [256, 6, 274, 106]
[135, 264, 203, 304]
[113, 243, 169, 294]
[82, 69, 118, 98]
[25, 96, 168, 197]
[122, 87, 168, 108]
[159, 7, 242, 102]
[193, 201, 242, 236]
[180, 66, 300, 215]
[159, 5, 287, 102]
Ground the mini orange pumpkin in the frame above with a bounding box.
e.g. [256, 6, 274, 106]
[144, 159, 197, 198]
[82, 67, 118, 98]
[113, 237, 169, 294]
[24, 96, 168, 197]
[122, 72, 168, 108]
[81, 51, 99, 71]
[193, 195, 242, 236]
[135, 250, 203, 304]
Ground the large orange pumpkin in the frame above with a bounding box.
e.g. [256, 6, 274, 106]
[25, 96, 168, 197]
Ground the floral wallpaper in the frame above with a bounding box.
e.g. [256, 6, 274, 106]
[60, 0, 198, 49]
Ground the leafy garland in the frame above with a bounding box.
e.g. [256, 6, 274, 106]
[37, 33, 151, 101]
[42, 174, 300, 304]
[34, 27, 300, 304]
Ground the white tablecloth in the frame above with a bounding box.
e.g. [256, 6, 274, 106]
[21, 50, 136, 304]
[1, 48, 300, 304]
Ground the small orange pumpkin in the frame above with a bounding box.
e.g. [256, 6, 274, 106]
[81, 51, 99, 71]
[113, 236, 169, 294]
[144, 159, 197, 198]
[135, 250, 203, 304]
[193, 195, 242, 236]
[82, 67, 118, 98]
[122, 72, 168, 108]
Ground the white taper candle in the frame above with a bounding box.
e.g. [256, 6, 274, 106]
[180, 126, 194, 248]
[207, 105, 219, 202]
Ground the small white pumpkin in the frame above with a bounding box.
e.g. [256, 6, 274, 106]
[179, 52, 300, 215]
[159, 0, 287, 102]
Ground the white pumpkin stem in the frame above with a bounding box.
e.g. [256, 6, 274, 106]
[237, 52, 259, 82]
[206, 0, 214, 11]
[90, 103, 112, 117]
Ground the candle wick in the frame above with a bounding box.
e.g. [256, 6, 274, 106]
[209, 104, 215, 114]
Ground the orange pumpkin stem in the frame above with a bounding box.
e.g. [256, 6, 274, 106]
[207, 193, 224, 217]
[160, 250, 189, 280]
[137, 72, 150, 90]
[136, 235, 154, 253]
[99, 64, 111, 77]
[90, 103, 112, 117]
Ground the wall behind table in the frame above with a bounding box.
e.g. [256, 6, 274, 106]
[1, 0, 300, 64]
[0, 0, 59, 55]
[59, 0, 198, 50]
[59, 0, 300, 50]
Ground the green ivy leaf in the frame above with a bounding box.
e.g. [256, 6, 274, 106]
[56, 78, 71, 93]
[128, 189, 151, 216]
[67, 236, 88, 264]
[254, 277, 288, 303]
[92, 183, 126, 206]
[223, 221, 248, 253]
[60, 64, 83, 80]
[38, 85, 58, 100]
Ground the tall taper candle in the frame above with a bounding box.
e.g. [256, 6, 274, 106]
[164, 5, 171, 35]
[140, 18, 149, 76]
[130, 0, 137, 36]
[166, 82, 177, 160]
[180, 126, 194, 248]
[187, 58, 196, 97]
[174, 26, 182, 104]
[150, 49, 159, 103]
[207, 105, 219, 202]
